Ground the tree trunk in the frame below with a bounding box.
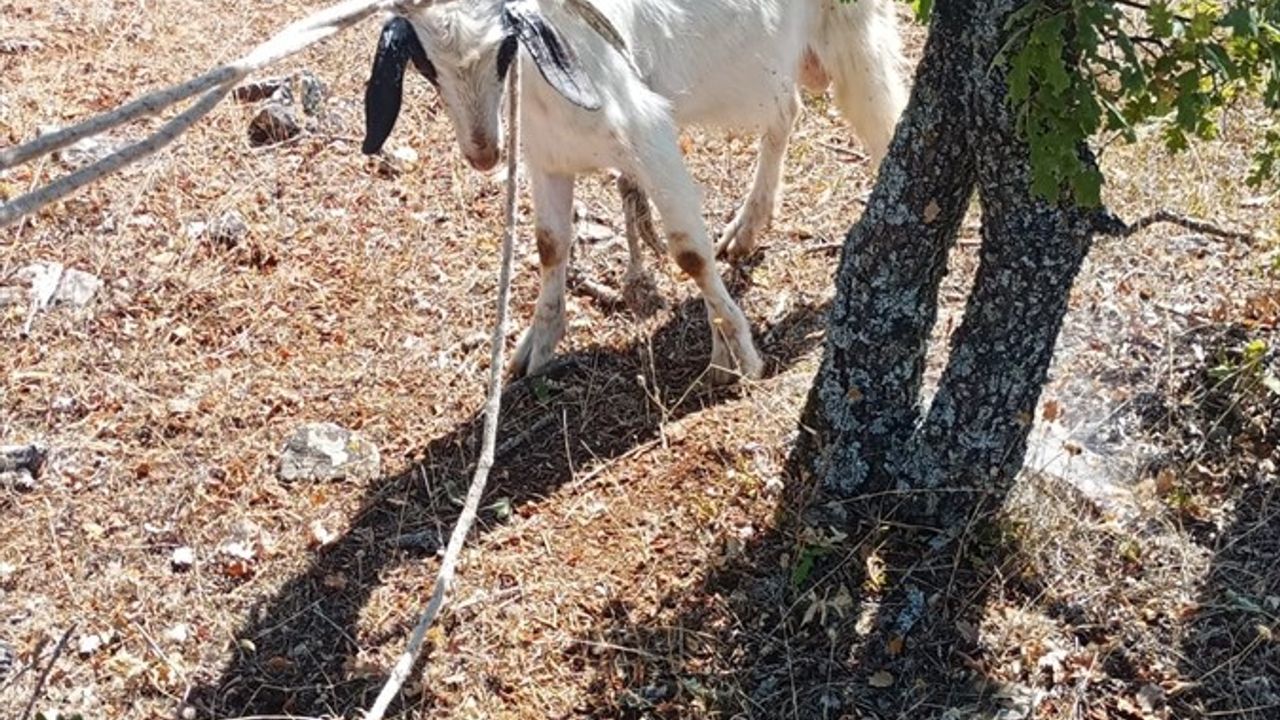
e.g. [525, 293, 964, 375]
[796, 0, 1097, 513]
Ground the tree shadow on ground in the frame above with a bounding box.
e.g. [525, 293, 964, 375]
[1175, 475, 1280, 719]
[570, 324, 1280, 719]
[578, 448, 1027, 718]
[187, 295, 829, 718]
[1165, 326, 1280, 720]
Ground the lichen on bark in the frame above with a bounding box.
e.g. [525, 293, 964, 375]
[797, 0, 1100, 510]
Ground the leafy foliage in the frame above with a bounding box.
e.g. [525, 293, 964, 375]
[1002, 0, 1280, 205]
[851, 0, 1280, 206]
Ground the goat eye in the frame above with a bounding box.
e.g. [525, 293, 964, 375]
[496, 36, 518, 80]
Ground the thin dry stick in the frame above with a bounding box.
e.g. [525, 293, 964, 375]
[1100, 208, 1265, 244]
[0, 0, 432, 227]
[20, 624, 76, 720]
[362, 54, 522, 720]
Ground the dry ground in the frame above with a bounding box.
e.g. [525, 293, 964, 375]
[2, 2, 1278, 719]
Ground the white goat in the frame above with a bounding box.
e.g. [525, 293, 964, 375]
[364, 0, 908, 383]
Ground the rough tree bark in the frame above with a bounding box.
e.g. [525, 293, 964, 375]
[796, 0, 1097, 516]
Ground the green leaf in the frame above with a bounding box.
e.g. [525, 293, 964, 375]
[913, 0, 934, 24]
[1222, 6, 1259, 37]
[1075, 167, 1104, 206]
[791, 550, 816, 587]
[1150, 2, 1177, 38]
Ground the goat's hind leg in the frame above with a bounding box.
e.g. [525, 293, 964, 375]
[511, 171, 575, 378]
[717, 90, 800, 261]
[615, 173, 665, 316]
[626, 123, 763, 383]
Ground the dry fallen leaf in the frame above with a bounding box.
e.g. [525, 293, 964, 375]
[887, 634, 905, 656]
[869, 670, 895, 688]
[1042, 399, 1062, 422]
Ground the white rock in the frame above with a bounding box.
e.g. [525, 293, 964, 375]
[14, 262, 101, 309]
[170, 546, 195, 570]
[163, 624, 190, 644]
[277, 422, 381, 483]
[77, 633, 103, 657]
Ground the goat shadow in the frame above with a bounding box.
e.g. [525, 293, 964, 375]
[188, 293, 829, 718]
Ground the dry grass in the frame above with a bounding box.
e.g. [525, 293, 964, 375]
[2, 2, 1278, 719]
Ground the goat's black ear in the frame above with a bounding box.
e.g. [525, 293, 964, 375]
[502, 0, 601, 111]
[363, 17, 437, 155]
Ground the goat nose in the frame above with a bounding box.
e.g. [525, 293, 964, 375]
[467, 146, 500, 171]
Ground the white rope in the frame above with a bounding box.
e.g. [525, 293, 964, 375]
[0, 0, 631, 229]
[361, 50, 522, 720]
[0, 0, 433, 228]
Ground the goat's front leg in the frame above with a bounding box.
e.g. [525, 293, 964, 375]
[717, 91, 800, 260]
[511, 171, 575, 378]
[628, 127, 763, 383]
[615, 173, 665, 317]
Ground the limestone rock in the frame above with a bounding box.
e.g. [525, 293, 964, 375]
[278, 423, 380, 482]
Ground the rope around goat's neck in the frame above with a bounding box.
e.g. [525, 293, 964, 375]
[363, 53, 522, 720]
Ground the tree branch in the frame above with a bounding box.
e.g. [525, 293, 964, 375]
[1093, 208, 1264, 244]
[20, 624, 75, 720]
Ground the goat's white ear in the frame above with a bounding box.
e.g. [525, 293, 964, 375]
[363, 17, 437, 155]
[503, 0, 602, 111]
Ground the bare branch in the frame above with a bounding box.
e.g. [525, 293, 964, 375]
[20, 624, 76, 720]
[362, 54, 523, 720]
[1095, 208, 1265, 244]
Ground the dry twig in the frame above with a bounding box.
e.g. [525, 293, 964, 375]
[1097, 208, 1265, 244]
[19, 624, 75, 720]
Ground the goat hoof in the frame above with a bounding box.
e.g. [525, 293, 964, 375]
[715, 228, 762, 262]
[709, 340, 764, 384]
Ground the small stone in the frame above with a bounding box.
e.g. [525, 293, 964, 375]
[208, 210, 249, 248]
[17, 261, 64, 308]
[170, 546, 195, 571]
[0, 443, 46, 472]
[577, 221, 616, 243]
[389, 145, 419, 167]
[77, 633, 103, 658]
[52, 268, 101, 307]
[297, 71, 328, 116]
[15, 263, 100, 309]
[232, 76, 289, 104]
[1, 443, 46, 491]
[163, 624, 190, 644]
[278, 422, 381, 483]
[248, 102, 302, 146]
[0, 469, 36, 491]
[50, 134, 129, 170]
